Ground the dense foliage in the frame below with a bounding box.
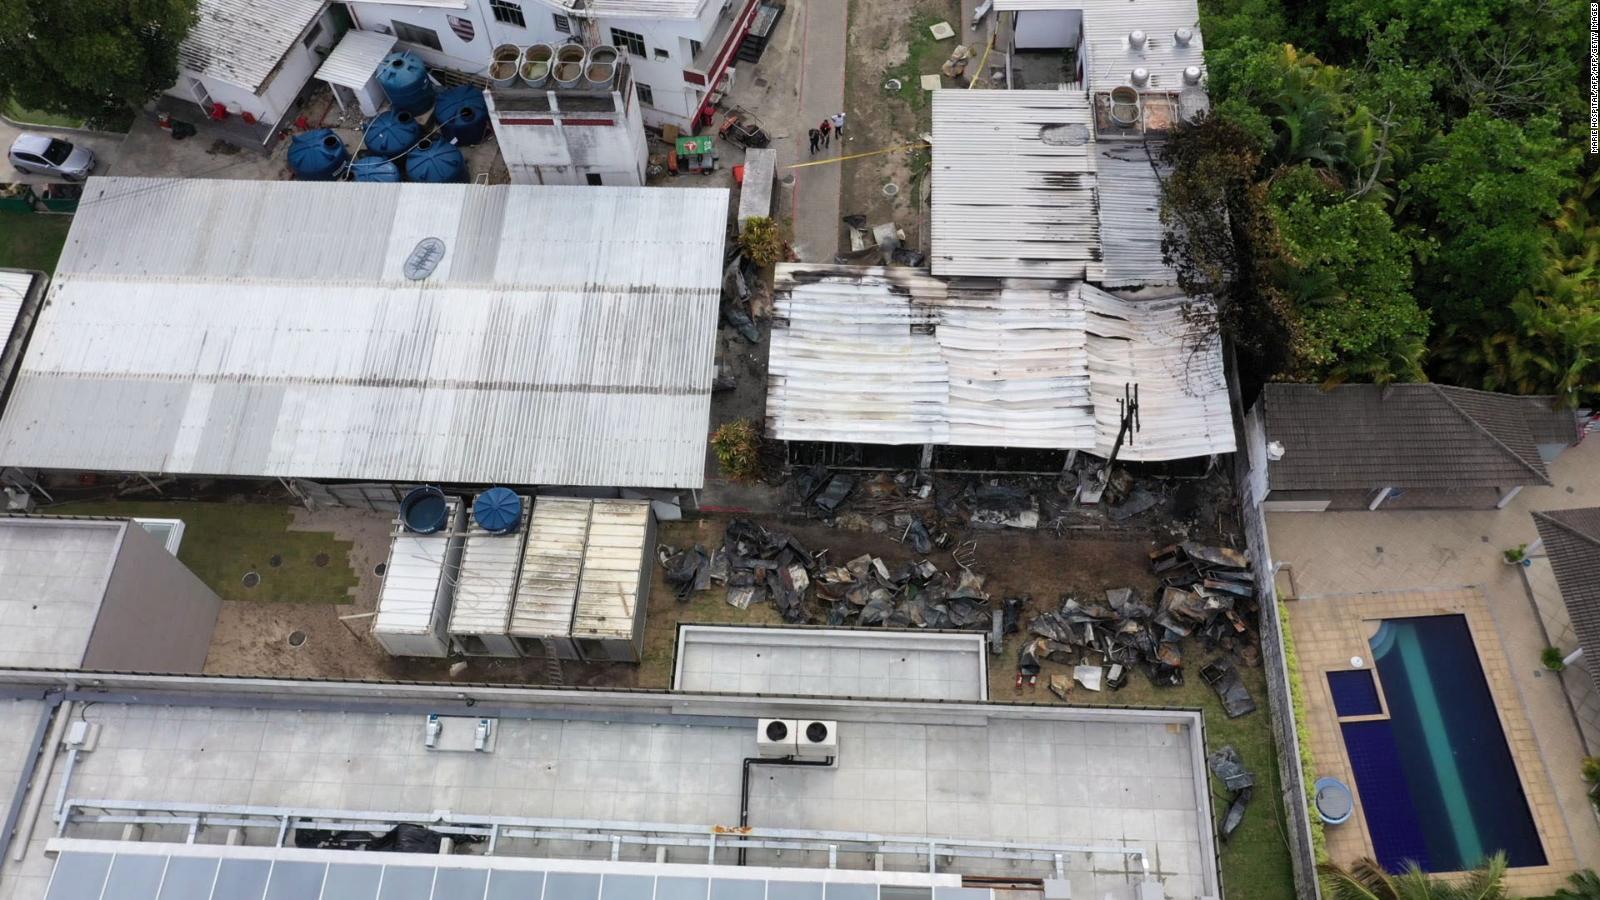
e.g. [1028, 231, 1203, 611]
[0, 0, 197, 124]
[1167, 0, 1596, 405]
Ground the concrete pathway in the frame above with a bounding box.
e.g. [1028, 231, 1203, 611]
[0, 117, 125, 186]
[769, 0, 847, 262]
[1267, 436, 1600, 875]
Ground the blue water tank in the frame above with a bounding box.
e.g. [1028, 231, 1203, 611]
[400, 486, 450, 534]
[377, 51, 436, 116]
[435, 85, 490, 146]
[364, 109, 423, 159]
[406, 138, 466, 183]
[472, 488, 524, 534]
[350, 155, 402, 182]
[287, 129, 349, 181]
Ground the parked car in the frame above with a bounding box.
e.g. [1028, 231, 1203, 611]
[7, 133, 97, 180]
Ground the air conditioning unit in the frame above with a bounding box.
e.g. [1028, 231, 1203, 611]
[796, 719, 837, 761]
[756, 718, 798, 758]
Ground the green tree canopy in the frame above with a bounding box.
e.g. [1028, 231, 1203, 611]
[0, 0, 197, 123]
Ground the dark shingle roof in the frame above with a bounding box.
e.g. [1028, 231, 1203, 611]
[1262, 384, 1578, 491]
[1533, 508, 1600, 697]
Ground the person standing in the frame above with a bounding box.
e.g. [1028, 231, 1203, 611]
[831, 112, 846, 142]
[818, 117, 832, 149]
[807, 127, 821, 155]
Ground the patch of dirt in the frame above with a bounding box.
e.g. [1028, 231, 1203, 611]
[839, 0, 959, 257]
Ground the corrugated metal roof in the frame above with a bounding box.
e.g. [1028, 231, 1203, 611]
[316, 29, 396, 89]
[0, 270, 32, 344]
[1077, 0, 1205, 94]
[571, 499, 651, 640]
[1094, 143, 1175, 287]
[766, 265, 1234, 460]
[0, 179, 727, 489]
[510, 498, 591, 639]
[179, 0, 327, 91]
[931, 90, 1100, 280]
[448, 504, 530, 636]
[374, 501, 462, 637]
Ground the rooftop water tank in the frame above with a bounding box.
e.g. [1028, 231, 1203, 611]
[435, 85, 490, 146]
[287, 129, 349, 181]
[521, 44, 554, 88]
[350, 155, 402, 182]
[400, 486, 451, 534]
[472, 488, 524, 534]
[365, 109, 423, 158]
[377, 50, 436, 116]
[406, 138, 467, 183]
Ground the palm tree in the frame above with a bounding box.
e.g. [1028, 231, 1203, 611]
[1318, 852, 1509, 899]
[1555, 869, 1600, 900]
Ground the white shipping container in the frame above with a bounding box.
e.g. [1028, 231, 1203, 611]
[373, 499, 465, 658]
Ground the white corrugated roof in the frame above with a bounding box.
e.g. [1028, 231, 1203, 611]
[930, 90, 1100, 280]
[374, 501, 462, 637]
[571, 499, 650, 640]
[510, 498, 591, 639]
[179, 0, 327, 91]
[0, 270, 33, 344]
[1095, 143, 1175, 287]
[766, 265, 1234, 460]
[0, 179, 727, 489]
[316, 29, 396, 89]
[448, 501, 530, 636]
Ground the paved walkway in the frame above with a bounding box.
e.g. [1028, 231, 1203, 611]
[751, 0, 845, 261]
[1267, 437, 1600, 876]
[0, 117, 124, 185]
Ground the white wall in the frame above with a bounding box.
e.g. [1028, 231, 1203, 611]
[487, 86, 648, 185]
[1013, 9, 1080, 50]
[348, 1, 498, 74]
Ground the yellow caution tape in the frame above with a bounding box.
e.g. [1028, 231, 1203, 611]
[786, 142, 931, 169]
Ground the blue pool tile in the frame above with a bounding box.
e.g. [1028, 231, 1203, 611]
[1340, 720, 1432, 873]
[1327, 669, 1382, 717]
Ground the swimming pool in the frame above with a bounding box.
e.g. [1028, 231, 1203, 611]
[1337, 615, 1545, 872]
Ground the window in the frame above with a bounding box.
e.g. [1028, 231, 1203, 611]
[552, 12, 571, 33]
[391, 21, 442, 50]
[653, 47, 670, 60]
[586, 173, 603, 185]
[301, 20, 324, 49]
[635, 82, 654, 106]
[490, 0, 526, 27]
[610, 27, 646, 56]
[689, 38, 703, 58]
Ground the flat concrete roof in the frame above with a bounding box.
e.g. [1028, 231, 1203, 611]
[672, 626, 989, 702]
[0, 518, 125, 669]
[0, 679, 1218, 900]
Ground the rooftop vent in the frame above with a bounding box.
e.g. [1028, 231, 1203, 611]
[1131, 67, 1150, 87]
[1128, 29, 1147, 49]
[1183, 65, 1203, 85]
[1174, 26, 1194, 47]
[1267, 441, 1285, 461]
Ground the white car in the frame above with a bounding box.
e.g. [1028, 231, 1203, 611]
[8, 133, 97, 180]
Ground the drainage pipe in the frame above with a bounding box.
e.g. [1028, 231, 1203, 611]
[737, 755, 834, 865]
[10, 698, 68, 862]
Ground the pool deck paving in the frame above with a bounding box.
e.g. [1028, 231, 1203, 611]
[1265, 436, 1600, 892]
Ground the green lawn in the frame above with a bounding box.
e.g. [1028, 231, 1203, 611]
[990, 648, 1297, 898]
[0, 210, 71, 271]
[3, 98, 84, 129]
[49, 501, 358, 604]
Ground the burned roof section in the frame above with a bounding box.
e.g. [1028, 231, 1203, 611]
[1261, 384, 1579, 491]
[1533, 507, 1600, 697]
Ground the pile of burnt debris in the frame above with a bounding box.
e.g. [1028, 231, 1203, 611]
[659, 518, 994, 630]
[1207, 745, 1256, 841]
[789, 464, 1231, 539]
[1019, 541, 1260, 715]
